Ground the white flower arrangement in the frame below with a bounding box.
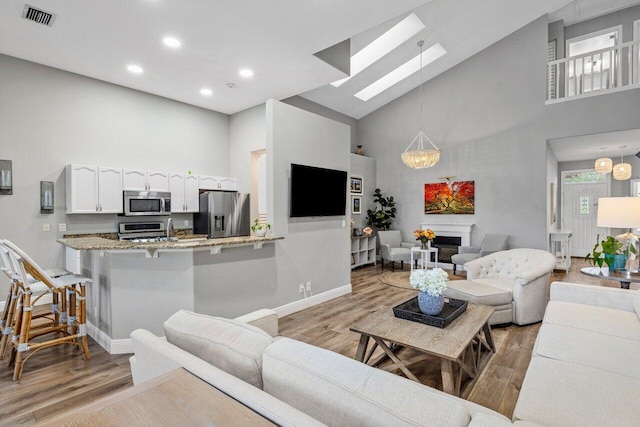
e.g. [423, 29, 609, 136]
[409, 268, 448, 296]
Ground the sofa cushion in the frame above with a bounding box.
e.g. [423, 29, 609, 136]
[514, 357, 640, 427]
[544, 300, 640, 341]
[164, 310, 273, 389]
[533, 323, 640, 379]
[262, 337, 508, 427]
[444, 280, 512, 306]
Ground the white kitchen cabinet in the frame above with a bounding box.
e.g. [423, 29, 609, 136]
[199, 175, 237, 191]
[66, 164, 123, 213]
[170, 173, 200, 213]
[123, 168, 170, 191]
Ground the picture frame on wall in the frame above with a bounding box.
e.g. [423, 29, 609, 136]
[350, 176, 363, 194]
[352, 196, 362, 214]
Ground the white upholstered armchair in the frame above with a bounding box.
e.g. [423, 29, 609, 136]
[463, 248, 557, 325]
[377, 230, 417, 272]
[451, 233, 509, 275]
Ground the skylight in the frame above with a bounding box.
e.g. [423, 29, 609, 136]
[331, 13, 425, 87]
[354, 43, 447, 102]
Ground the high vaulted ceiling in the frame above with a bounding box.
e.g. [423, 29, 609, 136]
[1, 0, 636, 118]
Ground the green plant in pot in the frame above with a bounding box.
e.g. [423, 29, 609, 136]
[365, 188, 397, 231]
[251, 219, 270, 237]
[585, 235, 636, 270]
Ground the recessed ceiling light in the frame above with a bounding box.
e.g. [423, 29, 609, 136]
[200, 88, 213, 96]
[127, 64, 144, 74]
[163, 37, 181, 48]
[354, 43, 447, 102]
[239, 69, 254, 78]
[332, 13, 425, 87]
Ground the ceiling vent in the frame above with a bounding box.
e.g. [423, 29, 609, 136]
[22, 4, 56, 27]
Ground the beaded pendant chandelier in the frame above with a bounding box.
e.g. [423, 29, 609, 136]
[401, 40, 440, 169]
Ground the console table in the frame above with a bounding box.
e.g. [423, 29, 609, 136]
[37, 368, 275, 426]
[549, 230, 572, 271]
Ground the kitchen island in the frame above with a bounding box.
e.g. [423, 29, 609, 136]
[58, 235, 283, 354]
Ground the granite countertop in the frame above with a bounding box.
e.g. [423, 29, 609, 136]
[57, 235, 283, 251]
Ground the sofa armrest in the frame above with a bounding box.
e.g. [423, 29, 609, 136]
[234, 308, 278, 337]
[550, 281, 636, 312]
[400, 242, 418, 249]
[459, 246, 480, 255]
[130, 329, 182, 385]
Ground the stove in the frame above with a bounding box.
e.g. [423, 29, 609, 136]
[118, 221, 166, 242]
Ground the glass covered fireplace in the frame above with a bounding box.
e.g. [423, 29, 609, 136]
[431, 236, 461, 263]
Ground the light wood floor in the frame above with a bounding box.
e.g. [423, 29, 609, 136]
[0, 258, 622, 424]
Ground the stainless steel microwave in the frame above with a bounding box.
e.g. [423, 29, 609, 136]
[123, 190, 171, 216]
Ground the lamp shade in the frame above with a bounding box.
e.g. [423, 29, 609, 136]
[613, 162, 632, 180]
[597, 197, 640, 228]
[595, 157, 612, 174]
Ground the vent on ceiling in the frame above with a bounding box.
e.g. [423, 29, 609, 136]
[22, 4, 56, 27]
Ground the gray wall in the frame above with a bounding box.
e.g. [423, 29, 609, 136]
[229, 104, 267, 194]
[0, 54, 229, 296]
[564, 4, 640, 43]
[358, 16, 640, 250]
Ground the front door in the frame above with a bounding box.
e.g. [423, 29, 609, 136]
[561, 170, 609, 258]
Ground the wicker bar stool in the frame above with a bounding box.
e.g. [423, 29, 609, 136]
[2, 240, 92, 380]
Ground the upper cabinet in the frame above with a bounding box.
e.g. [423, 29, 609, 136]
[199, 175, 237, 191]
[66, 164, 123, 214]
[170, 173, 199, 213]
[123, 169, 170, 191]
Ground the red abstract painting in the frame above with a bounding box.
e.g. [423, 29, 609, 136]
[424, 181, 475, 214]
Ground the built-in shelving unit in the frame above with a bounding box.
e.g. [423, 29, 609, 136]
[351, 235, 376, 270]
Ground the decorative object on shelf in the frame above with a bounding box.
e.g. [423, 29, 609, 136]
[409, 268, 448, 315]
[40, 181, 54, 214]
[613, 146, 632, 181]
[424, 181, 475, 214]
[414, 228, 435, 249]
[595, 148, 613, 174]
[350, 176, 363, 194]
[401, 41, 440, 170]
[590, 197, 640, 271]
[363, 227, 373, 236]
[365, 188, 396, 231]
[250, 218, 270, 237]
[352, 196, 362, 214]
[0, 159, 12, 195]
[353, 228, 363, 237]
[355, 145, 365, 156]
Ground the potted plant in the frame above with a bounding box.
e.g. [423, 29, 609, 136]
[365, 188, 397, 231]
[251, 219, 270, 237]
[585, 235, 636, 270]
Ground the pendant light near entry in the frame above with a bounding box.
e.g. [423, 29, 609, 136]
[401, 41, 440, 169]
[613, 146, 632, 180]
[594, 148, 612, 174]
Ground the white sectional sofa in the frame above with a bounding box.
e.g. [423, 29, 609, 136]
[130, 309, 533, 427]
[513, 281, 640, 427]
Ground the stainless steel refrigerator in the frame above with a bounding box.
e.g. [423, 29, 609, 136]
[194, 191, 250, 238]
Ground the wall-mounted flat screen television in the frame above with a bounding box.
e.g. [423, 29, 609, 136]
[290, 163, 347, 217]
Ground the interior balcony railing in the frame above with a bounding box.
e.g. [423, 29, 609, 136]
[547, 39, 640, 103]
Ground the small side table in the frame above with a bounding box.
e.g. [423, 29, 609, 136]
[549, 230, 572, 271]
[411, 247, 438, 271]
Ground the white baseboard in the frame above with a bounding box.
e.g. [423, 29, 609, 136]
[273, 284, 352, 318]
[88, 284, 353, 355]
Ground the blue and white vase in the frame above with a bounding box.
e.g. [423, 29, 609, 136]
[418, 291, 444, 315]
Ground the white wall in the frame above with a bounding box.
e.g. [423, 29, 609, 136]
[229, 104, 267, 194]
[349, 153, 376, 230]
[0, 54, 230, 296]
[267, 100, 351, 301]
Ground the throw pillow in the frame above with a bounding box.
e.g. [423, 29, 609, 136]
[164, 309, 273, 389]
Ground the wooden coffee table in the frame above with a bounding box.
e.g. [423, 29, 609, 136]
[35, 368, 275, 426]
[350, 301, 495, 397]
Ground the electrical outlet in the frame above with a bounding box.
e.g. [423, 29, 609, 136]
[42, 223, 50, 232]
[183, 220, 189, 227]
[59, 223, 67, 232]
[298, 284, 305, 294]
[306, 282, 312, 292]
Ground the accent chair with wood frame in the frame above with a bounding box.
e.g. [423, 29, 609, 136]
[377, 230, 417, 272]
